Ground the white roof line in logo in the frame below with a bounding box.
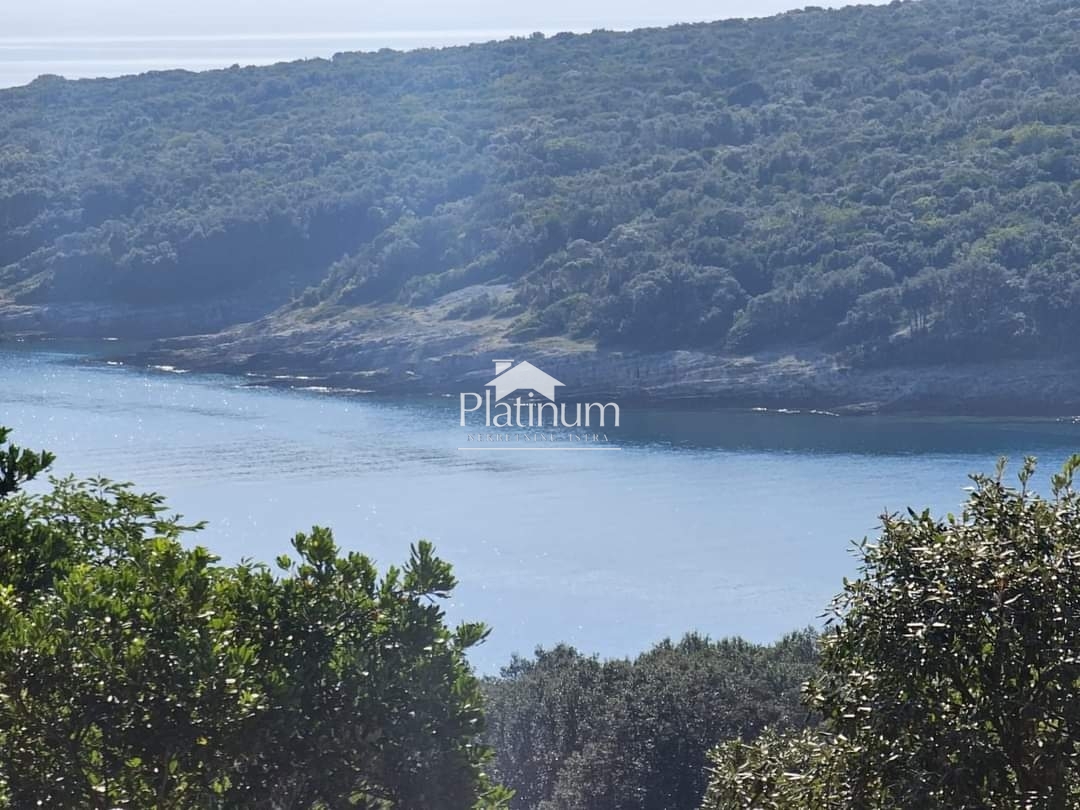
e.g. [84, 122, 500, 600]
[485, 360, 565, 402]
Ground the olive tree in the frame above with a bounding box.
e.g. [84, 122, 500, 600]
[704, 457, 1080, 809]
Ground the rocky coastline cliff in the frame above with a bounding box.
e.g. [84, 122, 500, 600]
[5, 296, 1080, 416]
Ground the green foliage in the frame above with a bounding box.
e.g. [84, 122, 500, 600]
[483, 632, 817, 810]
[702, 457, 1080, 809]
[0, 426, 53, 497]
[701, 729, 857, 810]
[3, 0, 1080, 361]
[0, 427, 507, 809]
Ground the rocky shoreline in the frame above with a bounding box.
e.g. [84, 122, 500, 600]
[135, 339, 1080, 418]
[7, 300, 1080, 417]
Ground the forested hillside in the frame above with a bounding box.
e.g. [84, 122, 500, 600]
[2, 0, 1080, 369]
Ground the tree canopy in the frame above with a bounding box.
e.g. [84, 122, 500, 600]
[0, 427, 508, 809]
[483, 632, 817, 810]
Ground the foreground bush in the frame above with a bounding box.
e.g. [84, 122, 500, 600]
[703, 457, 1080, 809]
[0, 427, 507, 809]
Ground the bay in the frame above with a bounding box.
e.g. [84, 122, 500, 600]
[3, 339, 1079, 671]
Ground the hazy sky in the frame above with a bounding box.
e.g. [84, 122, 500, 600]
[6, 0, 888, 38]
[0, 0, 890, 88]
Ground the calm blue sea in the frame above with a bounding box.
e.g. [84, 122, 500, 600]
[0, 30, 585, 88]
[4, 339, 1080, 670]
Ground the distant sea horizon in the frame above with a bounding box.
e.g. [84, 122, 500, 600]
[0, 25, 668, 89]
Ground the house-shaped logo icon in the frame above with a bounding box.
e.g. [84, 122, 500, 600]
[485, 360, 565, 402]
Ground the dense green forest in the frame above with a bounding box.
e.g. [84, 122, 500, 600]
[5, 429, 1080, 808]
[482, 632, 816, 810]
[3, 0, 1080, 366]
